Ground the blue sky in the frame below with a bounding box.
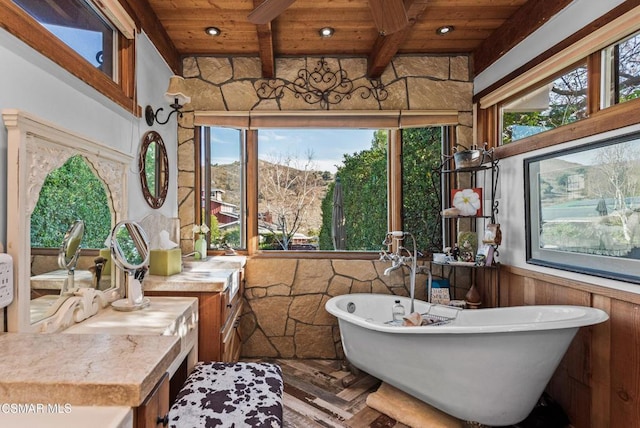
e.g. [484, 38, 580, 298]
[210, 128, 378, 173]
[45, 24, 103, 67]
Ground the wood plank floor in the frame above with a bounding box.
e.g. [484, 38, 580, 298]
[244, 358, 562, 428]
[248, 358, 408, 428]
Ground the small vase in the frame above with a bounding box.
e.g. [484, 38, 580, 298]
[194, 234, 207, 260]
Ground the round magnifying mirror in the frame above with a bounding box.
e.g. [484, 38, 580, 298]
[57, 219, 84, 295]
[139, 131, 169, 209]
[58, 219, 84, 271]
[110, 221, 150, 311]
[110, 221, 150, 272]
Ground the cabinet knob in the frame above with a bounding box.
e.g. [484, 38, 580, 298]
[157, 414, 169, 426]
[226, 303, 233, 308]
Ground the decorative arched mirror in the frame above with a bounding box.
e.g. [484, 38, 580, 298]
[110, 221, 150, 311]
[139, 131, 169, 209]
[4, 110, 131, 333]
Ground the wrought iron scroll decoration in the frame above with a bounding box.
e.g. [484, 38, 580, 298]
[254, 58, 388, 109]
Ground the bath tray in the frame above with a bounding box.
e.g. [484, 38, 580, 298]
[420, 304, 462, 325]
[386, 304, 461, 327]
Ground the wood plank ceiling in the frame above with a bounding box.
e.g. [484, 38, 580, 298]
[124, 0, 574, 79]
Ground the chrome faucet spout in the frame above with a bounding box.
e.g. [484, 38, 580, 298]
[381, 231, 420, 313]
[383, 264, 400, 276]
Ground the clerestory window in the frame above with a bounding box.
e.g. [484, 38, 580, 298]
[14, 0, 117, 80]
[5, 0, 137, 112]
[601, 30, 640, 108]
[500, 63, 588, 144]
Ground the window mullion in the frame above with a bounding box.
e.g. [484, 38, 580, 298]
[246, 129, 259, 255]
[388, 129, 403, 236]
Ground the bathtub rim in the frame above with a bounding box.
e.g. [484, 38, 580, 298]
[325, 293, 609, 334]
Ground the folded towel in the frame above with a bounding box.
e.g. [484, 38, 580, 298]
[402, 312, 422, 326]
[366, 383, 462, 428]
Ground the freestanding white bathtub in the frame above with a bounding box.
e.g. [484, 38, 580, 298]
[325, 293, 609, 426]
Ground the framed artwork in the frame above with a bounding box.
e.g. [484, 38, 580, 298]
[525, 131, 640, 284]
[450, 187, 483, 216]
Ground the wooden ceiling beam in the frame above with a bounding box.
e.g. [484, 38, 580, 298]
[254, 0, 276, 78]
[119, 0, 180, 74]
[472, 0, 574, 76]
[256, 23, 276, 78]
[367, 0, 429, 78]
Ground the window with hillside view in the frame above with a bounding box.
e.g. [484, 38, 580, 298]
[201, 127, 245, 250]
[501, 64, 588, 144]
[201, 126, 444, 253]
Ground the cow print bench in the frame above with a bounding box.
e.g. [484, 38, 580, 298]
[168, 362, 284, 428]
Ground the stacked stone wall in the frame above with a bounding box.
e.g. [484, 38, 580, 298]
[240, 258, 469, 359]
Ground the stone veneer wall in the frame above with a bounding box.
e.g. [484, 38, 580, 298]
[240, 258, 470, 359]
[175, 55, 474, 359]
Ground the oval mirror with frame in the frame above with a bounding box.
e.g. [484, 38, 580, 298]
[139, 131, 169, 209]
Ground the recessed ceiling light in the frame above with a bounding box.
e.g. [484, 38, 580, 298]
[319, 27, 335, 38]
[205, 27, 221, 36]
[436, 25, 454, 35]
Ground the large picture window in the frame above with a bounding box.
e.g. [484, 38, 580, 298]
[198, 121, 447, 254]
[525, 131, 640, 283]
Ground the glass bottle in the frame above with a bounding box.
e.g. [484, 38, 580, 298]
[194, 234, 207, 260]
[392, 299, 405, 322]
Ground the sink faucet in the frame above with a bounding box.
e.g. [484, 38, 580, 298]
[380, 231, 431, 313]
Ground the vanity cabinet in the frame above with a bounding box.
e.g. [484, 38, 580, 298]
[145, 269, 244, 362]
[136, 373, 169, 428]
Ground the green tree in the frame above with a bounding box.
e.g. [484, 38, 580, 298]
[319, 128, 443, 252]
[31, 155, 111, 249]
[319, 130, 387, 251]
[402, 128, 442, 253]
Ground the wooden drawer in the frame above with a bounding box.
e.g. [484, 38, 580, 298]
[221, 300, 243, 362]
[221, 271, 242, 323]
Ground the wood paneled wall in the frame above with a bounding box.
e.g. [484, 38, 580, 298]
[498, 265, 640, 428]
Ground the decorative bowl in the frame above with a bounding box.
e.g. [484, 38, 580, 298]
[453, 149, 484, 169]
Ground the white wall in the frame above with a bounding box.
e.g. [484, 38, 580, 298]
[0, 29, 178, 249]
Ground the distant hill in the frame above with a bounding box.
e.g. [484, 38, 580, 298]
[210, 159, 333, 235]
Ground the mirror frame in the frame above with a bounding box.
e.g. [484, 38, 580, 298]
[3, 109, 132, 332]
[110, 221, 150, 272]
[139, 130, 169, 209]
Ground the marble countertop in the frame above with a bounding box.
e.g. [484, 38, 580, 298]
[144, 268, 236, 292]
[0, 333, 180, 407]
[144, 256, 245, 293]
[64, 296, 198, 338]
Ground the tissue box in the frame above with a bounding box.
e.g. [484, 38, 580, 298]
[99, 248, 112, 276]
[149, 248, 182, 276]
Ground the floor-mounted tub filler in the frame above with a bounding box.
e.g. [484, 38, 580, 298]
[325, 293, 609, 426]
